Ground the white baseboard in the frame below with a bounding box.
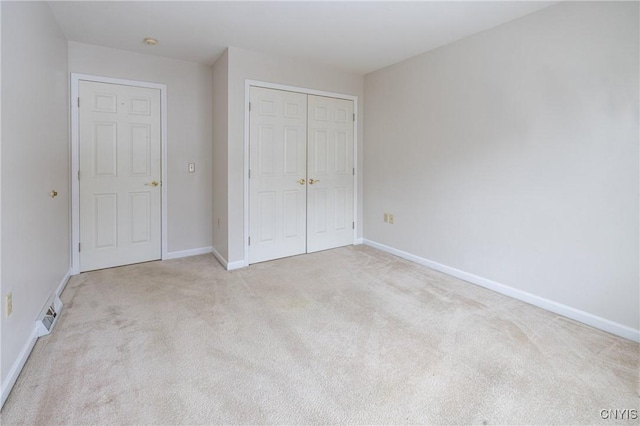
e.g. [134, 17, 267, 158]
[211, 247, 246, 271]
[226, 260, 246, 271]
[363, 239, 640, 343]
[55, 269, 71, 298]
[354, 238, 364, 245]
[0, 328, 37, 409]
[164, 246, 213, 260]
[1, 268, 71, 409]
[211, 246, 228, 269]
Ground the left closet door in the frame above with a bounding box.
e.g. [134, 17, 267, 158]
[248, 87, 308, 264]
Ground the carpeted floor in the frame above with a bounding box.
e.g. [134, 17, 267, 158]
[1, 245, 638, 425]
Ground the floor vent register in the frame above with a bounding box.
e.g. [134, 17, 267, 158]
[35, 296, 63, 337]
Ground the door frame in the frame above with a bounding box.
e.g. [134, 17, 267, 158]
[244, 80, 359, 267]
[70, 73, 168, 275]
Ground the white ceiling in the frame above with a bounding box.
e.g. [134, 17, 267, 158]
[49, 1, 557, 75]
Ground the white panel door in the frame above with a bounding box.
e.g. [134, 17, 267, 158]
[307, 95, 354, 253]
[79, 81, 161, 272]
[249, 87, 308, 264]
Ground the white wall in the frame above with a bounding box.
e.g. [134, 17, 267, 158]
[226, 47, 364, 264]
[68, 42, 213, 254]
[0, 0, 4, 397]
[212, 49, 229, 261]
[364, 1, 639, 333]
[1, 0, 69, 396]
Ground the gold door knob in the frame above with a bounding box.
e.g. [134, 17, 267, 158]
[145, 181, 159, 187]
[308, 178, 320, 185]
[297, 179, 306, 185]
[50, 190, 58, 198]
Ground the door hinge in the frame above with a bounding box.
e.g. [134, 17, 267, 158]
[78, 242, 81, 252]
[248, 102, 251, 112]
[77, 97, 80, 108]
[248, 236, 251, 246]
[353, 167, 355, 176]
[353, 113, 355, 122]
[248, 169, 251, 179]
[78, 170, 80, 180]
[352, 222, 355, 229]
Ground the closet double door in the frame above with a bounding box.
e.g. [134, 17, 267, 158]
[249, 86, 354, 264]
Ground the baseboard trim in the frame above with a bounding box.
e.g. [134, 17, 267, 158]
[211, 247, 246, 271]
[226, 260, 246, 271]
[211, 246, 228, 269]
[354, 238, 364, 245]
[0, 268, 71, 409]
[164, 246, 213, 260]
[0, 328, 37, 409]
[363, 239, 640, 343]
[55, 269, 71, 298]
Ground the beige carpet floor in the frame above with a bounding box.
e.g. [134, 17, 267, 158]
[1, 246, 638, 425]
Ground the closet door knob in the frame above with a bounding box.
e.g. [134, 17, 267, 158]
[297, 179, 306, 185]
[309, 179, 320, 185]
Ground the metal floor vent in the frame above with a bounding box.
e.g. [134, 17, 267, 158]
[36, 296, 63, 337]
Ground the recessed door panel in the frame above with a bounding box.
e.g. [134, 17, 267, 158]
[259, 99, 277, 116]
[314, 130, 328, 174]
[94, 123, 117, 177]
[285, 102, 301, 118]
[335, 107, 349, 123]
[94, 194, 117, 248]
[314, 188, 328, 233]
[258, 191, 277, 243]
[130, 192, 151, 244]
[94, 93, 117, 113]
[130, 124, 151, 175]
[258, 125, 275, 176]
[79, 80, 161, 272]
[284, 127, 300, 175]
[314, 105, 328, 121]
[335, 131, 348, 174]
[283, 190, 300, 238]
[334, 187, 348, 231]
[130, 97, 151, 116]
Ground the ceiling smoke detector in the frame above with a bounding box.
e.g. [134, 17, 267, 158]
[144, 38, 158, 46]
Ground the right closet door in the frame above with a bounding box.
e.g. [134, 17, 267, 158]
[306, 95, 355, 253]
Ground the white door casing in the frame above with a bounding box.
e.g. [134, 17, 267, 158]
[306, 95, 355, 253]
[79, 81, 161, 272]
[249, 87, 308, 264]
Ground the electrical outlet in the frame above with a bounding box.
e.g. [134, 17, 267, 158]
[383, 213, 388, 223]
[5, 293, 12, 317]
[188, 163, 196, 173]
[389, 214, 394, 224]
